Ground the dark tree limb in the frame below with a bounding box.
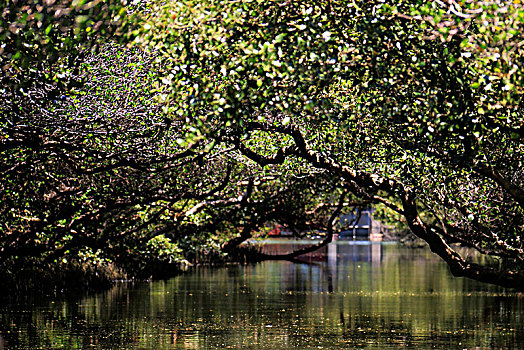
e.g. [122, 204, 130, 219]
[474, 164, 524, 209]
[401, 193, 524, 290]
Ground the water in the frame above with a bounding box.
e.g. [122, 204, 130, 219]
[0, 242, 523, 349]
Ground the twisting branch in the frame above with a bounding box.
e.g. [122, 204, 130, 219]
[401, 193, 524, 290]
[474, 165, 524, 209]
[236, 121, 524, 289]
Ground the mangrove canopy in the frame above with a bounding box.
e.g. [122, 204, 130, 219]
[1, 0, 523, 289]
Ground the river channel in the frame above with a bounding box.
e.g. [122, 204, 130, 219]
[0, 241, 523, 349]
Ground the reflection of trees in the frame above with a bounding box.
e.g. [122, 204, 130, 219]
[0, 245, 522, 349]
[0, 302, 139, 349]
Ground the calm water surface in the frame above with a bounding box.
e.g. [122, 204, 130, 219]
[0, 242, 523, 349]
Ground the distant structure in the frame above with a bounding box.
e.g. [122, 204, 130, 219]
[267, 208, 392, 241]
[337, 208, 390, 241]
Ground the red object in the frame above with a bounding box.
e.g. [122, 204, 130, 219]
[268, 225, 282, 236]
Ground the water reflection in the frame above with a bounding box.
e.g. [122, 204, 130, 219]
[0, 242, 523, 349]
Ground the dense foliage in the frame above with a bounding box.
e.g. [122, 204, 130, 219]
[1, 0, 523, 289]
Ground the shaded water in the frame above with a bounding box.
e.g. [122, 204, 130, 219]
[0, 242, 523, 349]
